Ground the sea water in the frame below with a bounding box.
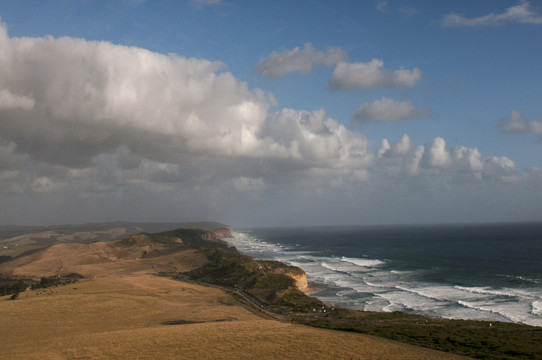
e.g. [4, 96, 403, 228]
[226, 223, 542, 327]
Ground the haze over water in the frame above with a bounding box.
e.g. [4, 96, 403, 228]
[227, 223, 542, 327]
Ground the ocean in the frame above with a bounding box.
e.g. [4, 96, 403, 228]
[226, 223, 542, 327]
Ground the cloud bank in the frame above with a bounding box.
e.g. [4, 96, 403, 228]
[443, 0, 542, 27]
[0, 23, 536, 226]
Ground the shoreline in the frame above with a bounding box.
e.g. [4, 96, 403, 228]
[225, 230, 542, 328]
[203, 231, 542, 359]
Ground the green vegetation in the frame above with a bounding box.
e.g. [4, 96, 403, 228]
[36, 274, 82, 289]
[0, 279, 28, 296]
[158, 228, 232, 249]
[181, 248, 322, 312]
[292, 306, 542, 359]
[117, 228, 233, 259]
[1, 274, 82, 299]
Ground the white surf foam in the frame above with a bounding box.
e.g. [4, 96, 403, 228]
[394, 285, 448, 303]
[320, 261, 351, 274]
[454, 286, 520, 298]
[457, 300, 516, 322]
[341, 256, 385, 268]
[531, 301, 542, 316]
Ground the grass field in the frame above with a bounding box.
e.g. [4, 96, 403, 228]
[0, 275, 468, 359]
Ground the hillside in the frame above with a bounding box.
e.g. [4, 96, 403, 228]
[0, 275, 467, 360]
[0, 221, 230, 259]
[0, 225, 233, 278]
[0, 224, 470, 359]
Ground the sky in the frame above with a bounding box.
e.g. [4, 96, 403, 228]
[0, 0, 541, 227]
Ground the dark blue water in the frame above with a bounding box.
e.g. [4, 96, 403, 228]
[227, 223, 542, 326]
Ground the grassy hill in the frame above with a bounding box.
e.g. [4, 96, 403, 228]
[0, 221, 231, 261]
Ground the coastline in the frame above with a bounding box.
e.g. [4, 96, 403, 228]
[225, 227, 542, 328]
[218, 230, 542, 359]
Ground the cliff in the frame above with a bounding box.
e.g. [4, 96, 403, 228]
[291, 273, 309, 292]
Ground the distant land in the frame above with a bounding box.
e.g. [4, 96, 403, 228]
[1, 222, 541, 359]
[0, 221, 228, 260]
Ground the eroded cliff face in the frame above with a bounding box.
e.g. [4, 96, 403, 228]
[290, 273, 309, 292]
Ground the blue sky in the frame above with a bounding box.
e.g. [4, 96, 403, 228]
[0, 1, 541, 226]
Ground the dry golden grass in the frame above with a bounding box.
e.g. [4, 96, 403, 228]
[0, 228, 133, 257]
[0, 275, 470, 360]
[0, 241, 207, 278]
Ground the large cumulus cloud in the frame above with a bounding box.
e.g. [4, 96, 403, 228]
[0, 23, 372, 193]
[0, 26, 272, 167]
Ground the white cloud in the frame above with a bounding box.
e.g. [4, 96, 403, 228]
[352, 97, 431, 125]
[261, 108, 372, 165]
[374, 135, 517, 184]
[378, 134, 413, 158]
[452, 146, 484, 172]
[0, 23, 274, 168]
[442, 0, 542, 27]
[0, 23, 375, 196]
[420, 137, 451, 169]
[499, 110, 542, 139]
[256, 43, 346, 79]
[499, 110, 528, 133]
[329, 59, 422, 91]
